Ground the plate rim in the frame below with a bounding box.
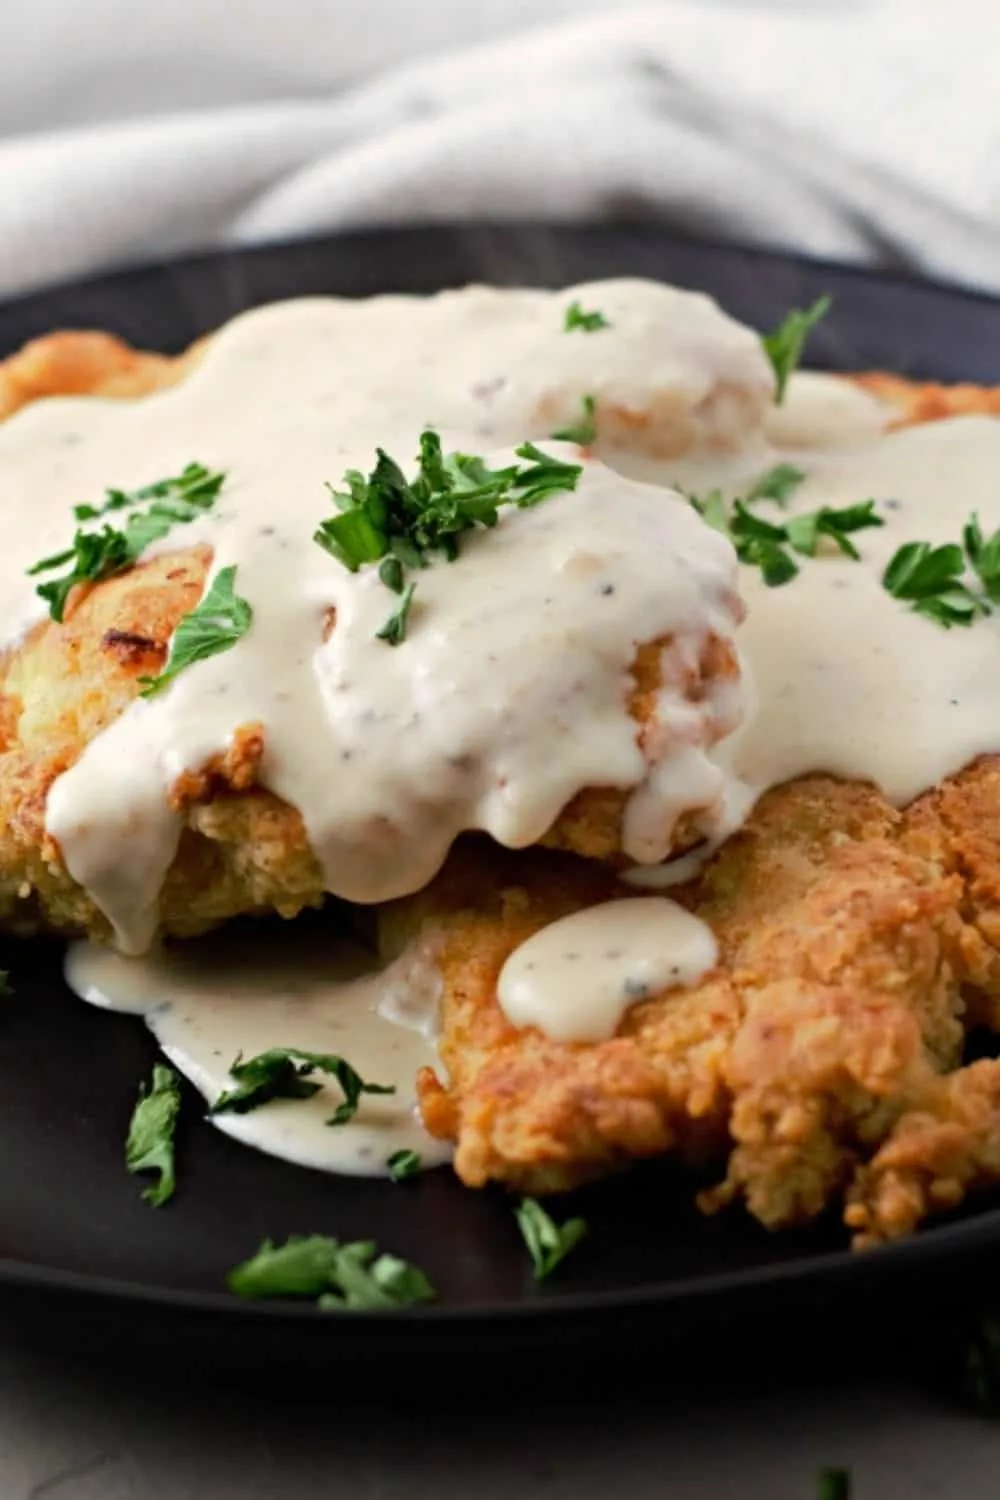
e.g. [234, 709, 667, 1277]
[3, 221, 1000, 1330]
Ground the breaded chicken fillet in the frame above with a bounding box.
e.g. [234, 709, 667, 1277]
[8, 327, 1000, 1252]
[0, 332, 741, 943]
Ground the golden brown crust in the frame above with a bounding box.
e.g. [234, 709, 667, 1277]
[0, 330, 200, 420]
[852, 372, 1000, 429]
[0, 542, 327, 940]
[409, 780, 969, 1214]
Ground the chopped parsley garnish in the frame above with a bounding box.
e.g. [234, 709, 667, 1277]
[743, 462, 806, 506]
[551, 393, 597, 445]
[762, 295, 831, 404]
[138, 564, 252, 696]
[564, 301, 610, 333]
[30, 527, 131, 623]
[515, 1197, 587, 1280]
[882, 514, 1000, 628]
[316, 430, 582, 644]
[374, 580, 416, 646]
[28, 463, 225, 622]
[125, 1064, 182, 1208]
[817, 1468, 851, 1500]
[227, 1234, 435, 1309]
[689, 483, 883, 587]
[882, 540, 978, 626]
[387, 1149, 422, 1181]
[208, 1046, 395, 1126]
[965, 513, 1000, 602]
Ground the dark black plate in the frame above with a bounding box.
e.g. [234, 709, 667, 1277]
[3, 225, 1000, 1366]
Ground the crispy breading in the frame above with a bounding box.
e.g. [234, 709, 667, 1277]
[401, 779, 971, 1226]
[0, 544, 328, 939]
[853, 371, 1000, 428]
[0, 330, 198, 420]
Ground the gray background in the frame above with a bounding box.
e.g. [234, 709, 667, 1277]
[2, 1336, 1000, 1498]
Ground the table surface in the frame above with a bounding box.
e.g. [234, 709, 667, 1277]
[1, 1336, 999, 1500]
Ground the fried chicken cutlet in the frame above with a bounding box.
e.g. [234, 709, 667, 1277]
[0, 541, 739, 941]
[0, 284, 761, 946]
[8, 303, 1000, 1250]
[381, 376, 1000, 1245]
[381, 756, 1000, 1244]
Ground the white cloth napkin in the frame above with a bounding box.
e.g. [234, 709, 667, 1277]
[2, 0, 999, 303]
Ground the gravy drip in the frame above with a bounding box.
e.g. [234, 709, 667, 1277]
[64, 926, 451, 1175]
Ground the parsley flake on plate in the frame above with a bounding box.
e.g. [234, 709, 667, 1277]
[817, 1467, 851, 1500]
[515, 1197, 588, 1280]
[208, 1046, 395, 1126]
[761, 295, 831, 404]
[742, 462, 807, 506]
[227, 1234, 435, 1309]
[125, 1063, 182, 1208]
[138, 564, 252, 697]
[316, 430, 582, 644]
[563, 301, 610, 333]
[28, 463, 225, 622]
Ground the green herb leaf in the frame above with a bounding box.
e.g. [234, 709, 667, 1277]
[378, 555, 405, 594]
[208, 1046, 394, 1123]
[686, 479, 882, 588]
[762, 295, 831, 403]
[375, 580, 416, 646]
[743, 463, 806, 506]
[0, 972, 11, 996]
[728, 501, 801, 586]
[882, 540, 985, 628]
[387, 1149, 422, 1181]
[138, 564, 252, 696]
[73, 464, 224, 523]
[510, 442, 584, 506]
[30, 525, 131, 623]
[687, 488, 730, 535]
[228, 1235, 345, 1299]
[564, 301, 610, 333]
[317, 431, 581, 643]
[125, 1064, 182, 1208]
[551, 394, 597, 446]
[747, 538, 800, 586]
[315, 504, 387, 572]
[785, 500, 884, 560]
[228, 1234, 435, 1309]
[30, 464, 225, 621]
[318, 1244, 436, 1310]
[817, 1467, 851, 1500]
[514, 1198, 588, 1280]
[964, 513, 1000, 603]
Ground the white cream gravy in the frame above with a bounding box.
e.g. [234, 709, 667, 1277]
[65, 925, 451, 1175]
[497, 897, 718, 1042]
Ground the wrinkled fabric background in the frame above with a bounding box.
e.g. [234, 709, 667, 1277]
[2, 0, 998, 300]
